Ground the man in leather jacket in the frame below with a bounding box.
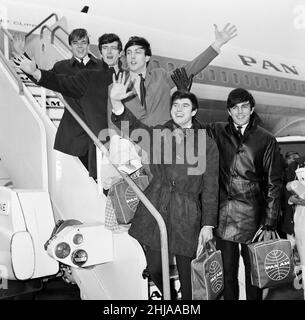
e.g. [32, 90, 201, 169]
[206, 88, 283, 300]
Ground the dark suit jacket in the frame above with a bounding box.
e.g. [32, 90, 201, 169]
[52, 55, 106, 157]
[37, 63, 113, 179]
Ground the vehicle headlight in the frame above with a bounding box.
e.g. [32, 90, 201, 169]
[55, 242, 71, 259]
[73, 233, 83, 245]
[71, 249, 88, 266]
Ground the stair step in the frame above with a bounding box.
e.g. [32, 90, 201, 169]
[14, 70, 65, 126]
[47, 108, 64, 119]
[34, 96, 65, 108]
[51, 119, 61, 128]
[147, 264, 181, 300]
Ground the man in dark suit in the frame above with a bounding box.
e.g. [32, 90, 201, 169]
[52, 28, 106, 170]
[98, 33, 125, 75]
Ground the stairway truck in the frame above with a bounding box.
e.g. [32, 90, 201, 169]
[0, 186, 148, 300]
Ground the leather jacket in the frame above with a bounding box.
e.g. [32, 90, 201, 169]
[206, 113, 283, 243]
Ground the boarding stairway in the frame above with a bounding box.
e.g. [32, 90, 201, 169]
[0, 13, 171, 300]
[16, 69, 64, 128]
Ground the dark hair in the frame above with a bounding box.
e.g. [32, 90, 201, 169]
[98, 33, 123, 52]
[124, 36, 152, 56]
[285, 151, 300, 159]
[171, 90, 198, 111]
[68, 28, 90, 45]
[227, 88, 255, 109]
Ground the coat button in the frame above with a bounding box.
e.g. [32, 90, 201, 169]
[169, 180, 176, 192]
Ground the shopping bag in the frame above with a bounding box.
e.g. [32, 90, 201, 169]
[248, 227, 295, 289]
[104, 196, 120, 231]
[191, 240, 224, 300]
[109, 174, 149, 224]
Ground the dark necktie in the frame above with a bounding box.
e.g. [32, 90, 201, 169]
[139, 73, 146, 110]
[237, 125, 243, 139]
[79, 58, 85, 67]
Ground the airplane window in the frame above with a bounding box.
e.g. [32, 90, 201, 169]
[209, 69, 216, 81]
[284, 81, 289, 91]
[254, 76, 260, 88]
[196, 71, 204, 80]
[152, 60, 160, 69]
[167, 63, 175, 72]
[274, 79, 280, 90]
[243, 74, 249, 85]
[233, 73, 240, 84]
[265, 78, 270, 89]
[292, 82, 297, 92]
[221, 71, 228, 82]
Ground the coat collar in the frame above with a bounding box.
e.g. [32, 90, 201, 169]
[226, 112, 262, 145]
[144, 69, 153, 88]
[164, 118, 203, 131]
[70, 53, 99, 66]
[227, 112, 262, 134]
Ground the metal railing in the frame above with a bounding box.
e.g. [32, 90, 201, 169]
[0, 50, 24, 95]
[40, 24, 52, 40]
[25, 13, 58, 39]
[40, 24, 70, 53]
[56, 93, 171, 300]
[50, 24, 99, 58]
[50, 25, 70, 52]
[0, 24, 24, 94]
[51, 25, 69, 44]
[39, 16, 98, 59]
[0, 24, 13, 41]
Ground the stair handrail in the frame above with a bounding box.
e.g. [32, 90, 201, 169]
[40, 25, 53, 40]
[54, 92, 171, 300]
[50, 25, 70, 52]
[0, 50, 24, 95]
[50, 24, 98, 59]
[41, 25, 70, 53]
[0, 25, 24, 94]
[50, 25, 69, 44]
[0, 24, 13, 41]
[25, 13, 58, 39]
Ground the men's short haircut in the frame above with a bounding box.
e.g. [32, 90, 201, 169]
[124, 36, 152, 56]
[98, 33, 123, 52]
[68, 28, 90, 45]
[227, 88, 255, 109]
[285, 151, 300, 159]
[171, 90, 198, 111]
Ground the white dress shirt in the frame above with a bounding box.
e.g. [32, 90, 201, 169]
[129, 71, 146, 99]
[75, 55, 90, 66]
[234, 123, 248, 135]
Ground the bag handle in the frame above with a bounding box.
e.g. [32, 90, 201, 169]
[196, 239, 216, 258]
[251, 225, 280, 243]
[206, 240, 217, 253]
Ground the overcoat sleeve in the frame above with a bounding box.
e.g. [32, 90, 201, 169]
[263, 137, 283, 227]
[37, 69, 92, 99]
[166, 45, 219, 88]
[111, 107, 154, 153]
[200, 135, 219, 227]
